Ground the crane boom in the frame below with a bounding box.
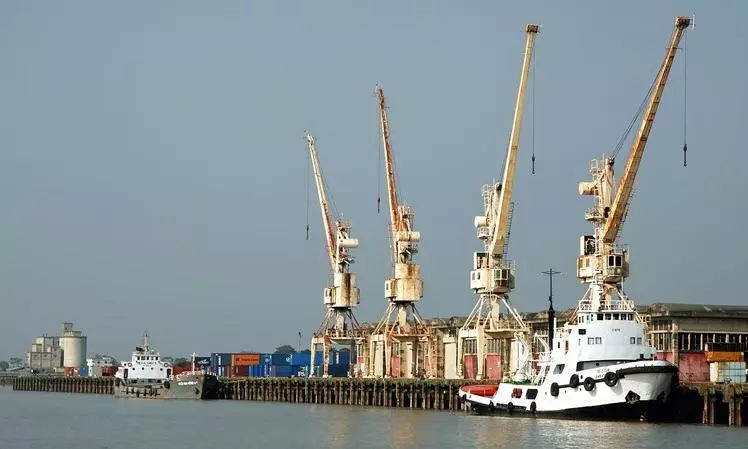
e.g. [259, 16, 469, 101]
[489, 24, 539, 257]
[377, 88, 404, 263]
[306, 132, 336, 272]
[602, 16, 691, 244]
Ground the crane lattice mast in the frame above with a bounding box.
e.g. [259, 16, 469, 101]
[458, 24, 539, 381]
[306, 132, 362, 378]
[367, 88, 435, 379]
[574, 16, 691, 323]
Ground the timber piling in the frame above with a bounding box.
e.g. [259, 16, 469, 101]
[218, 378, 480, 411]
[9, 375, 746, 426]
[12, 376, 114, 394]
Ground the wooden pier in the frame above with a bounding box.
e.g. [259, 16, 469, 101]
[9, 375, 746, 426]
[12, 376, 114, 394]
[219, 377, 480, 411]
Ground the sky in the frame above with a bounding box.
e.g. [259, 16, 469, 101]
[1, 1, 746, 360]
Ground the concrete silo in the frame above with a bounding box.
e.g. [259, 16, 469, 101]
[60, 322, 87, 372]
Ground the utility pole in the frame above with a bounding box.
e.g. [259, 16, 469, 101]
[541, 268, 561, 352]
[541, 268, 561, 309]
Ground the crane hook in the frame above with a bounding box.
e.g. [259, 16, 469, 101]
[531, 154, 536, 174]
[306, 224, 310, 241]
[683, 143, 687, 167]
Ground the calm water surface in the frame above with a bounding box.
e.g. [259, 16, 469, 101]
[1, 387, 745, 449]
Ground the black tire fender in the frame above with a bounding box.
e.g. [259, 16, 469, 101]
[604, 371, 618, 387]
[507, 402, 514, 414]
[163, 380, 170, 389]
[569, 374, 580, 388]
[530, 401, 537, 414]
[550, 382, 560, 397]
[583, 377, 595, 392]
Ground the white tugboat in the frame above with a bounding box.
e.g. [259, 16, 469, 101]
[114, 333, 219, 400]
[459, 16, 690, 421]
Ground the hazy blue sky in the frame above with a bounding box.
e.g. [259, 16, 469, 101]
[1, 1, 746, 360]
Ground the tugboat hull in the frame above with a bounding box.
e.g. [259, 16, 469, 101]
[114, 374, 219, 400]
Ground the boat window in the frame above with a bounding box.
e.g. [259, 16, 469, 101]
[630, 337, 636, 344]
[637, 337, 642, 345]
[553, 364, 565, 374]
[613, 313, 619, 320]
[605, 314, 611, 320]
[587, 337, 594, 345]
[597, 313, 603, 320]
[526, 389, 538, 400]
[595, 337, 602, 344]
[579, 328, 586, 335]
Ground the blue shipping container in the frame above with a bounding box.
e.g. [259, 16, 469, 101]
[211, 353, 232, 367]
[78, 367, 89, 377]
[336, 351, 351, 366]
[261, 353, 273, 366]
[271, 353, 291, 366]
[328, 364, 349, 378]
[289, 352, 311, 367]
[270, 364, 294, 377]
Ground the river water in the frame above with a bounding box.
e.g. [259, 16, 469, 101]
[0, 387, 745, 449]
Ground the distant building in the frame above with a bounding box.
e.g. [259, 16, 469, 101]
[26, 336, 63, 373]
[26, 323, 87, 375]
[86, 354, 118, 377]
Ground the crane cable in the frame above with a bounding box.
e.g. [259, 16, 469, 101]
[682, 32, 688, 167]
[610, 66, 659, 162]
[305, 144, 311, 240]
[531, 39, 536, 175]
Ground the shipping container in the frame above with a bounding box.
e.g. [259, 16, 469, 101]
[78, 367, 89, 377]
[248, 364, 269, 378]
[270, 364, 294, 378]
[211, 353, 232, 367]
[290, 352, 311, 367]
[336, 351, 351, 366]
[272, 353, 291, 366]
[328, 364, 349, 377]
[232, 353, 260, 366]
[709, 361, 746, 383]
[231, 365, 249, 378]
[194, 357, 211, 368]
[706, 351, 743, 363]
[101, 366, 118, 377]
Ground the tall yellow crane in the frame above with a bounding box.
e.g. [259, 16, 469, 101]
[368, 88, 434, 379]
[575, 16, 691, 321]
[458, 25, 539, 381]
[306, 132, 361, 378]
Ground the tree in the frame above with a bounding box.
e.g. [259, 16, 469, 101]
[274, 345, 295, 354]
[0, 361, 9, 371]
[172, 358, 189, 368]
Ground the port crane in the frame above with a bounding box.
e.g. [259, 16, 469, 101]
[367, 88, 435, 379]
[306, 132, 362, 377]
[458, 25, 539, 381]
[574, 16, 691, 325]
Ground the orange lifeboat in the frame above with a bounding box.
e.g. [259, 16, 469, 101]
[459, 384, 499, 397]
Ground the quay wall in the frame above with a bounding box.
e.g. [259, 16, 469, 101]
[10, 375, 746, 426]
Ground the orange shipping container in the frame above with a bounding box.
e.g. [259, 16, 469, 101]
[706, 351, 743, 363]
[232, 353, 260, 366]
